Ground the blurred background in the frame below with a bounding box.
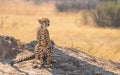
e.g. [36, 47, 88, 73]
[0, 0, 120, 62]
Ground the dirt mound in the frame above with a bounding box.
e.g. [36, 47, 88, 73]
[0, 36, 119, 75]
[0, 36, 19, 60]
[0, 46, 120, 75]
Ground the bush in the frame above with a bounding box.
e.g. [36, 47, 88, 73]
[55, 0, 99, 12]
[92, 2, 120, 28]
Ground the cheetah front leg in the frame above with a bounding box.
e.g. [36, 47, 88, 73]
[37, 56, 44, 69]
[44, 54, 52, 68]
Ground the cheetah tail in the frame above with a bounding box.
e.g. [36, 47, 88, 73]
[9, 54, 35, 66]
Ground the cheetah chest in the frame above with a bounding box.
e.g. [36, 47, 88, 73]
[39, 29, 48, 46]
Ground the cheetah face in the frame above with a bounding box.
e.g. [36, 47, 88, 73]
[38, 18, 50, 28]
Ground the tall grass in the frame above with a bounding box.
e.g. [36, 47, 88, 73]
[0, 3, 120, 62]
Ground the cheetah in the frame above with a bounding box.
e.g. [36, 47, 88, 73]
[33, 18, 52, 68]
[10, 18, 53, 68]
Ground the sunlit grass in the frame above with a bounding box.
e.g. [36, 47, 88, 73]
[0, 3, 120, 62]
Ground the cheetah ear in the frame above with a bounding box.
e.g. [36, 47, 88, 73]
[38, 19, 42, 24]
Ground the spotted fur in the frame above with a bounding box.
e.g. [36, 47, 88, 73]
[10, 18, 53, 68]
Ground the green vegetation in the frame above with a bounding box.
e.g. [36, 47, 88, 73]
[55, 0, 99, 12]
[92, 2, 120, 28]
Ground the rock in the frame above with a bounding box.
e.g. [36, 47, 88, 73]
[0, 37, 119, 75]
[59, 62, 76, 70]
[93, 71, 102, 75]
[30, 40, 37, 47]
[0, 36, 19, 60]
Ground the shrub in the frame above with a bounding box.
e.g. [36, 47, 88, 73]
[55, 0, 99, 12]
[92, 2, 120, 28]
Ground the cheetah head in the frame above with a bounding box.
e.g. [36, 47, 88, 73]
[38, 18, 50, 28]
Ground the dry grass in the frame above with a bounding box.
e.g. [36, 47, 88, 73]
[0, 3, 120, 62]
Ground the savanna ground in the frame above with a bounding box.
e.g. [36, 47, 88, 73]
[0, 2, 120, 62]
